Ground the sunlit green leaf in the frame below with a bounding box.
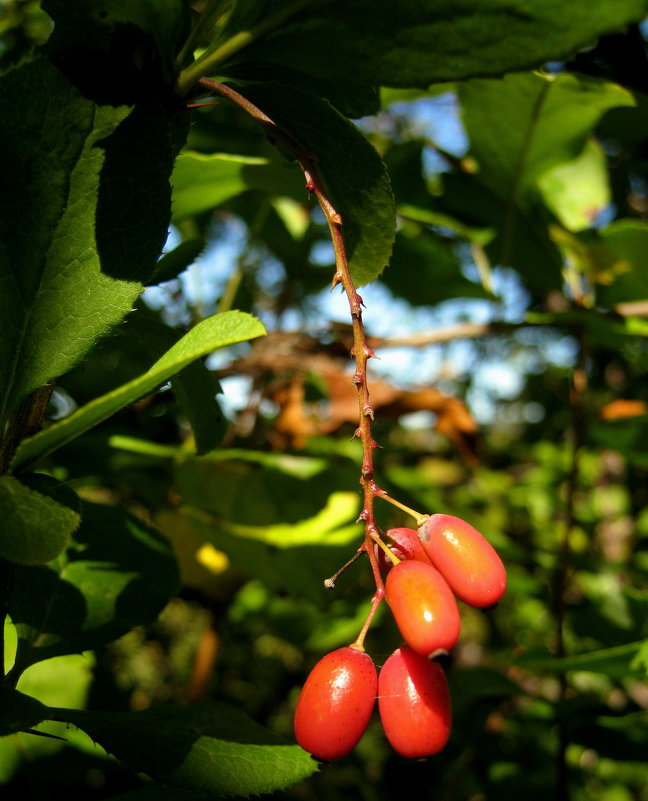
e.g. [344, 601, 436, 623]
[171, 151, 305, 220]
[448, 72, 634, 291]
[12, 311, 265, 471]
[538, 140, 610, 232]
[51, 703, 318, 796]
[0, 475, 80, 565]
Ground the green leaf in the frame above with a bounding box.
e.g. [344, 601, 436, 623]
[448, 72, 634, 291]
[382, 225, 491, 305]
[172, 448, 363, 599]
[570, 710, 648, 762]
[451, 667, 523, 701]
[0, 687, 50, 737]
[537, 139, 610, 232]
[220, 0, 648, 87]
[51, 703, 318, 796]
[176, 452, 358, 530]
[172, 152, 264, 218]
[108, 436, 181, 460]
[630, 640, 648, 676]
[597, 219, 648, 305]
[171, 150, 305, 220]
[147, 239, 206, 286]
[191, 448, 328, 479]
[440, 172, 564, 292]
[11, 311, 265, 471]
[240, 83, 396, 286]
[7, 501, 179, 670]
[119, 306, 227, 454]
[223, 60, 380, 119]
[0, 475, 80, 565]
[0, 57, 188, 429]
[460, 72, 634, 201]
[214, 491, 362, 548]
[513, 641, 647, 678]
[589, 415, 648, 466]
[16, 652, 96, 714]
[43, 0, 191, 101]
[0, 653, 98, 776]
[178, 496, 362, 602]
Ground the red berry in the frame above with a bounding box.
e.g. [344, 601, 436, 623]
[375, 527, 434, 573]
[294, 646, 377, 760]
[417, 514, 506, 607]
[385, 560, 460, 656]
[378, 646, 451, 758]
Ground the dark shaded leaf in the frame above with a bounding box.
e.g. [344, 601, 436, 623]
[0, 687, 50, 737]
[147, 239, 206, 286]
[43, 0, 191, 103]
[8, 501, 179, 670]
[0, 57, 188, 429]
[221, 0, 648, 87]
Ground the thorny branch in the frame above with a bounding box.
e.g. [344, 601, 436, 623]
[196, 77, 390, 647]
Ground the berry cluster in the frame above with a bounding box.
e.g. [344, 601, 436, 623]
[294, 514, 506, 760]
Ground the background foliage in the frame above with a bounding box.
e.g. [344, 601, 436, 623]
[1, 0, 648, 799]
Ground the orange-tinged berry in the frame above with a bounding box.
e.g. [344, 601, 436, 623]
[418, 514, 506, 607]
[385, 560, 460, 656]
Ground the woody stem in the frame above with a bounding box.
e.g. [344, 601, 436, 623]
[195, 78, 386, 623]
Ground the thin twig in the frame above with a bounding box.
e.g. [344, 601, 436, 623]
[324, 549, 364, 589]
[369, 322, 501, 348]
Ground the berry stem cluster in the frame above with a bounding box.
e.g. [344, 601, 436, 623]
[186, 77, 508, 764]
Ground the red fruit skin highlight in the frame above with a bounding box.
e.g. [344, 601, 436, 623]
[417, 514, 506, 607]
[378, 646, 452, 758]
[385, 560, 461, 656]
[294, 646, 377, 760]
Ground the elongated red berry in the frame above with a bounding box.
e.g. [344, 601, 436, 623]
[385, 560, 460, 655]
[375, 527, 434, 573]
[417, 514, 506, 607]
[378, 646, 451, 758]
[294, 646, 377, 760]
